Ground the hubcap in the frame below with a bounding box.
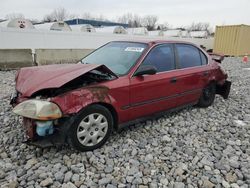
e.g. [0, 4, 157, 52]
[77, 113, 108, 146]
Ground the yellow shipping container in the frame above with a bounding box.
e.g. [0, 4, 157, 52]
[213, 25, 250, 56]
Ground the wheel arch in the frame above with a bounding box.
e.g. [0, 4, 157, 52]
[207, 79, 218, 92]
[66, 102, 115, 151]
[197, 79, 216, 108]
[89, 102, 119, 131]
[207, 78, 217, 86]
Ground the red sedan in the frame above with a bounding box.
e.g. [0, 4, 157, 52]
[11, 40, 231, 151]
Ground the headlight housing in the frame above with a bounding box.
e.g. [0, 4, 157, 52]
[13, 99, 62, 120]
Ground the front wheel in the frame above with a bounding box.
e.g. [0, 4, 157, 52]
[68, 105, 113, 151]
[197, 83, 216, 108]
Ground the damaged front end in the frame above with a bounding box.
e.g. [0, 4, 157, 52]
[12, 98, 74, 147]
[11, 64, 117, 148]
[21, 116, 75, 148]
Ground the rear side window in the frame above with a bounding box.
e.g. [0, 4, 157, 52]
[176, 44, 202, 68]
[141, 44, 175, 72]
[200, 52, 208, 65]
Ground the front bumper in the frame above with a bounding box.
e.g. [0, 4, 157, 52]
[216, 80, 231, 99]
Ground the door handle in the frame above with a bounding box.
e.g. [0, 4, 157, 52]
[170, 77, 177, 83]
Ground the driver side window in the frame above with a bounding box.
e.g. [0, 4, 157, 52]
[141, 44, 175, 73]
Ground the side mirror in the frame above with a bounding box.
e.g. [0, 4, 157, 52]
[134, 65, 157, 76]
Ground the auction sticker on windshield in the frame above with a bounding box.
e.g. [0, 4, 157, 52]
[125, 47, 144, 52]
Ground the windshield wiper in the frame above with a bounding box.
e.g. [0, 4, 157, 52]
[81, 61, 89, 64]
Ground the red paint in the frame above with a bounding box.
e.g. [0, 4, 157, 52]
[15, 64, 117, 97]
[14, 41, 229, 127]
[51, 86, 112, 114]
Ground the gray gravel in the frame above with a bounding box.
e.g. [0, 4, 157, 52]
[0, 57, 250, 188]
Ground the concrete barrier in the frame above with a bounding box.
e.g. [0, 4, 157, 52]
[35, 49, 94, 65]
[0, 49, 33, 69]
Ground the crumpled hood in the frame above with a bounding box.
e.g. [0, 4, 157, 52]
[16, 64, 117, 97]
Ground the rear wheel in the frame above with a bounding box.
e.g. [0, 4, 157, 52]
[197, 83, 216, 107]
[68, 105, 113, 151]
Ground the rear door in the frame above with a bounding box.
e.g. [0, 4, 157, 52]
[174, 44, 210, 106]
[129, 44, 180, 120]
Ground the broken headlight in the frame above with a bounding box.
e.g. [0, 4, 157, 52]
[10, 90, 19, 105]
[13, 99, 62, 120]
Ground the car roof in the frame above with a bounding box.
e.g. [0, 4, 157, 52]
[112, 39, 198, 46]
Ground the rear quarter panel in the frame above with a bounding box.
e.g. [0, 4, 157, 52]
[208, 60, 228, 85]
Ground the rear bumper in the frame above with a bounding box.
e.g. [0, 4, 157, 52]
[216, 80, 231, 99]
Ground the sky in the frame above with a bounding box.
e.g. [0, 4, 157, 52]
[0, 0, 250, 30]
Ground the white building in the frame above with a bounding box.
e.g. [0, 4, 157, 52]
[95, 26, 127, 34]
[190, 31, 209, 38]
[181, 30, 190, 38]
[70, 24, 96, 33]
[0, 18, 35, 29]
[35, 22, 72, 31]
[127, 27, 149, 35]
[148, 30, 162, 36]
[162, 29, 182, 37]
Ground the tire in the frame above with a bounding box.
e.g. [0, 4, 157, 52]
[197, 83, 216, 108]
[68, 104, 113, 152]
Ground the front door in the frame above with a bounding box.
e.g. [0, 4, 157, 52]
[129, 44, 180, 120]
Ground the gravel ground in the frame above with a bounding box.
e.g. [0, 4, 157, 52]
[0, 57, 250, 188]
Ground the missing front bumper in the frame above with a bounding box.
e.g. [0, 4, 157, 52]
[24, 133, 66, 148]
[23, 116, 75, 148]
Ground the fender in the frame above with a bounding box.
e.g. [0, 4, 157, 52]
[51, 86, 115, 115]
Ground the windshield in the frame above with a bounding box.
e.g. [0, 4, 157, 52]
[81, 42, 148, 75]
